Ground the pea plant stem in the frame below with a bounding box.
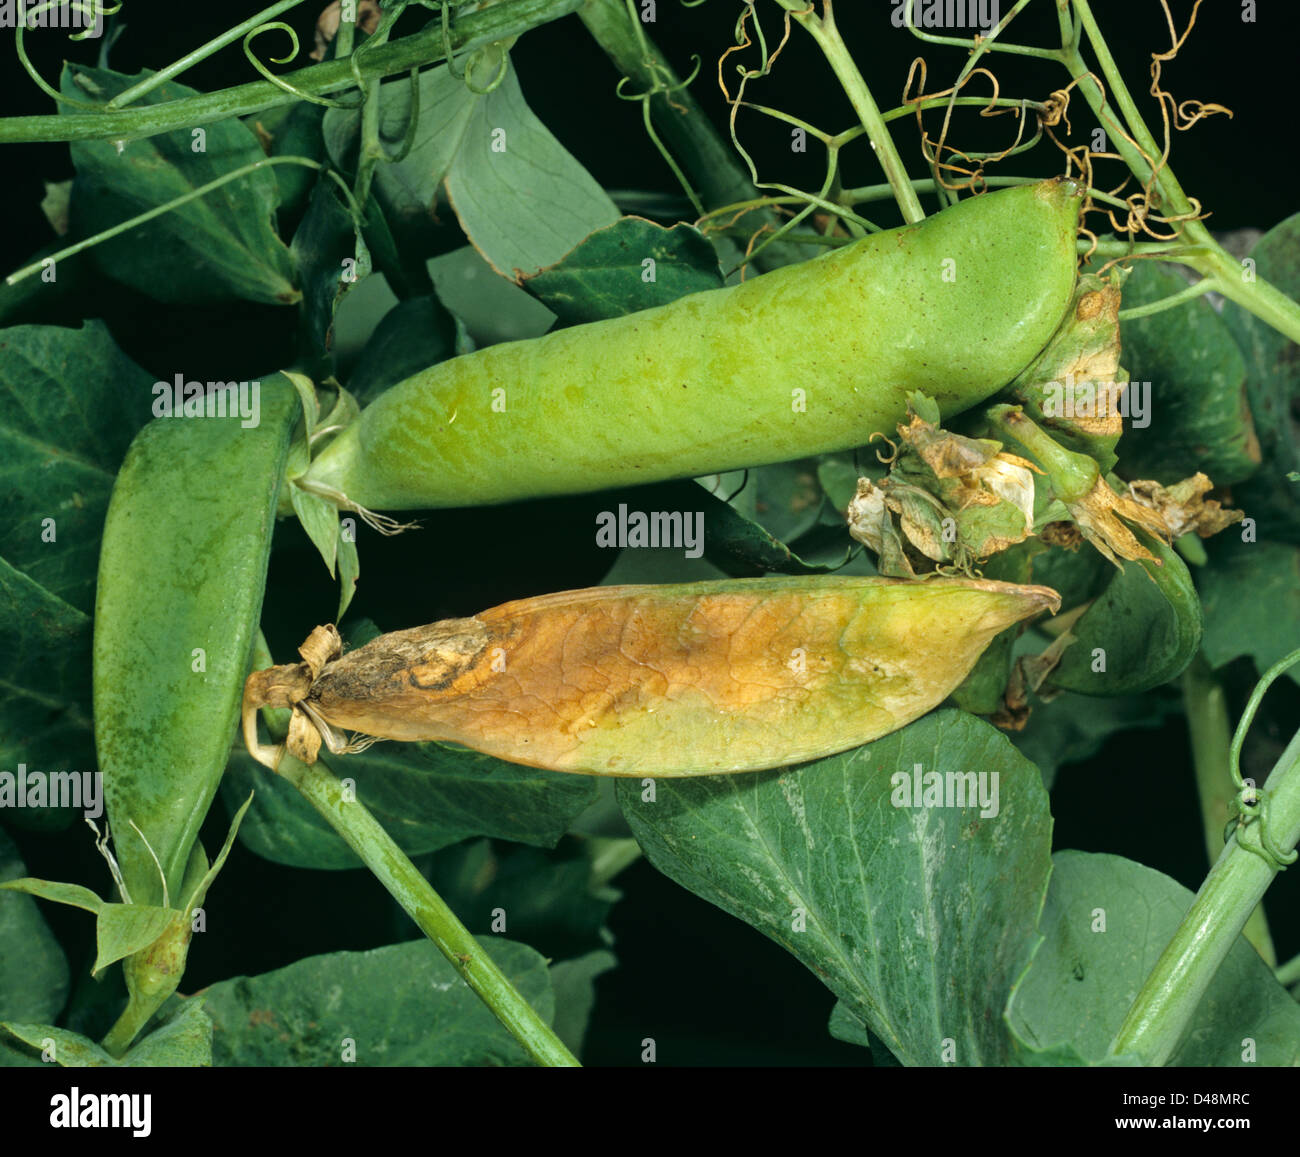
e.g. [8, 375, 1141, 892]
[0, 0, 584, 143]
[276, 753, 580, 1067]
[1108, 727, 1300, 1064]
[1059, 0, 1300, 345]
[775, 1, 924, 224]
[105, 0, 311, 109]
[1180, 655, 1275, 965]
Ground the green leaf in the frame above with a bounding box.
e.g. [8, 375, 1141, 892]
[243, 101, 325, 220]
[202, 938, 553, 1066]
[346, 293, 468, 406]
[2, 1022, 115, 1066]
[290, 181, 370, 360]
[1044, 530, 1203, 696]
[1199, 538, 1300, 686]
[94, 376, 300, 908]
[0, 830, 70, 1023]
[119, 997, 211, 1066]
[0, 321, 154, 613]
[521, 218, 724, 325]
[92, 905, 177, 976]
[327, 60, 618, 282]
[1009, 687, 1180, 791]
[222, 741, 597, 870]
[631, 477, 851, 577]
[548, 950, 617, 1058]
[1008, 851, 1300, 1065]
[0, 558, 92, 831]
[1220, 214, 1300, 541]
[0, 877, 104, 914]
[2, 998, 212, 1066]
[1117, 261, 1259, 487]
[427, 839, 620, 961]
[617, 709, 1052, 1065]
[63, 65, 298, 307]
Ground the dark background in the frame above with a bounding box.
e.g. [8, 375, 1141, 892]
[3, 1, 1297, 1066]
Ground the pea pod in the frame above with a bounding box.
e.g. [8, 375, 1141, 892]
[300, 180, 1082, 511]
[95, 377, 300, 908]
[242, 576, 1060, 776]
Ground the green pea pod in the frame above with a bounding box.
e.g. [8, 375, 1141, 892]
[1042, 528, 1203, 696]
[94, 376, 300, 908]
[300, 180, 1082, 511]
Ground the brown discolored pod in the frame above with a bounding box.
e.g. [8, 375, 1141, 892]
[242, 576, 1059, 777]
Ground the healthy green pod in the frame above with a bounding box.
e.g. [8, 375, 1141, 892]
[242, 576, 1060, 776]
[302, 180, 1082, 510]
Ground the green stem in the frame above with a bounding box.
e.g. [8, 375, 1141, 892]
[1116, 277, 1214, 322]
[276, 753, 580, 1067]
[1180, 654, 1275, 965]
[1108, 728, 1300, 1063]
[1059, 1, 1300, 346]
[984, 406, 1098, 505]
[1276, 953, 1300, 989]
[0, 0, 584, 143]
[777, 1, 922, 223]
[107, 0, 310, 108]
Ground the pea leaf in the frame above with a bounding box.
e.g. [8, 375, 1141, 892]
[1220, 213, 1300, 541]
[521, 218, 725, 325]
[63, 65, 298, 307]
[1008, 851, 1300, 1065]
[0, 321, 154, 614]
[201, 938, 552, 1066]
[289, 181, 371, 359]
[242, 101, 325, 221]
[1117, 261, 1259, 487]
[325, 60, 619, 281]
[346, 292, 469, 406]
[222, 743, 597, 871]
[2, 998, 211, 1067]
[617, 709, 1052, 1065]
[0, 830, 70, 1024]
[1199, 538, 1300, 686]
[628, 477, 852, 577]
[1043, 531, 1202, 696]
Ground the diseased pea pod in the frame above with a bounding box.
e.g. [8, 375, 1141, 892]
[95, 377, 300, 909]
[242, 576, 1060, 777]
[300, 179, 1083, 511]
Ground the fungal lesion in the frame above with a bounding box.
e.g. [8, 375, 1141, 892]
[241, 619, 495, 771]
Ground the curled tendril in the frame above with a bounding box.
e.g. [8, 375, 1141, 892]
[616, 54, 702, 116]
[1220, 646, 1300, 870]
[711, 1, 868, 266]
[244, 22, 358, 109]
[15, 1, 125, 110]
[901, 59, 1040, 195]
[463, 42, 511, 96]
[869, 432, 900, 467]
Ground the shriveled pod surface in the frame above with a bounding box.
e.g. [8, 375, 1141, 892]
[299, 179, 1082, 510]
[243, 576, 1060, 776]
